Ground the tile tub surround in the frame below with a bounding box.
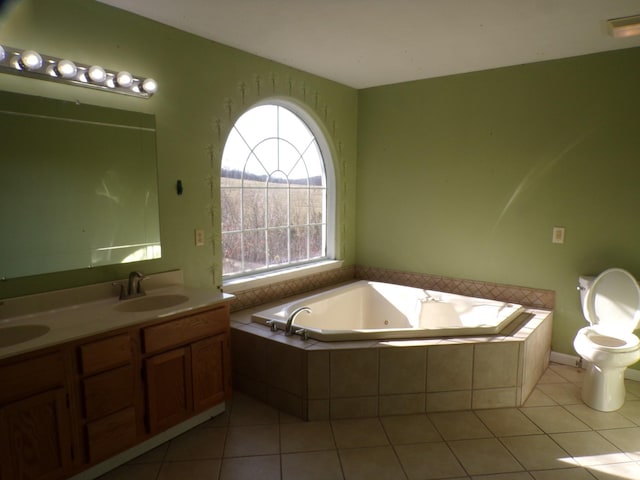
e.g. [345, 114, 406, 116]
[230, 301, 552, 420]
[227, 264, 556, 313]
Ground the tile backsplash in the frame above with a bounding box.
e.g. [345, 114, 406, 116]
[229, 264, 555, 312]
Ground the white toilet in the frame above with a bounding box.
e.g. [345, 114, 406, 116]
[573, 268, 640, 411]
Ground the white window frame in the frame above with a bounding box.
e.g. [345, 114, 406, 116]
[221, 99, 338, 292]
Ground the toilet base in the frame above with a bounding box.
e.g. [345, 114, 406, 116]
[582, 362, 627, 412]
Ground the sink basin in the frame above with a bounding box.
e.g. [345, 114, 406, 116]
[115, 294, 189, 312]
[0, 325, 50, 348]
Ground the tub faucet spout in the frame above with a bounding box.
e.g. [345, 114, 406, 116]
[285, 306, 311, 336]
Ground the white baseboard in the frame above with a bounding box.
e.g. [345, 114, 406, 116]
[550, 351, 640, 381]
[549, 351, 581, 367]
[69, 403, 226, 480]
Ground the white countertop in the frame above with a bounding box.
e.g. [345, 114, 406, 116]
[0, 273, 233, 361]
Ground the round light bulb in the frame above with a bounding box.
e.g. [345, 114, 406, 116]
[87, 65, 106, 83]
[115, 71, 133, 88]
[20, 50, 43, 70]
[141, 77, 158, 94]
[56, 59, 77, 79]
[0, 45, 5, 62]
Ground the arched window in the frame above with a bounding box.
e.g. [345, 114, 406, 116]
[221, 102, 334, 278]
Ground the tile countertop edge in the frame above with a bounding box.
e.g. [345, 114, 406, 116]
[0, 285, 234, 361]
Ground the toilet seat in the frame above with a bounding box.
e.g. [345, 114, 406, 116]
[576, 326, 640, 353]
[583, 268, 640, 333]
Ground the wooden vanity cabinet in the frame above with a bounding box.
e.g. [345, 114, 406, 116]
[76, 333, 138, 464]
[0, 351, 72, 480]
[142, 304, 231, 434]
[0, 300, 231, 480]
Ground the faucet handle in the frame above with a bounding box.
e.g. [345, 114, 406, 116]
[265, 320, 278, 332]
[112, 282, 126, 300]
[295, 328, 309, 341]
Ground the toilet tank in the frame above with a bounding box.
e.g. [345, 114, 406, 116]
[578, 275, 596, 320]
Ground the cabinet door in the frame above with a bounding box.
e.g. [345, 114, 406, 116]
[191, 336, 226, 412]
[0, 389, 71, 480]
[144, 347, 191, 433]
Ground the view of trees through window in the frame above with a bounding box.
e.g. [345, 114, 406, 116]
[221, 104, 327, 277]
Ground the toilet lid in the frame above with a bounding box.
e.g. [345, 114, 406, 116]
[584, 268, 640, 332]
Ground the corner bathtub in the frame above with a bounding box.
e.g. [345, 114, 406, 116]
[252, 280, 525, 341]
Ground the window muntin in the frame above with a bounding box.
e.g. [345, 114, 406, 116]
[221, 104, 329, 277]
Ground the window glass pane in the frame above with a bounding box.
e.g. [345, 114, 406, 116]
[221, 175, 241, 187]
[222, 232, 242, 275]
[267, 228, 288, 266]
[290, 189, 309, 226]
[290, 226, 308, 262]
[221, 128, 251, 172]
[221, 187, 242, 232]
[252, 138, 279, 174]
[310, 188, 325, 224]
[242, 188, 266, 229]
[309, 224, 324, 258]
[244, 155, 268, 182]
[289, 159, 310, 188]
[302, 142, 325, 186]
[267, 184, 288, 228]
[279, 140, 303, 177]
[278, 107, 313, 152]
[243, 230, 266, 271]
[234, 105, 278, 148]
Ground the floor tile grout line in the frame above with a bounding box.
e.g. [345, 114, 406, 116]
[377, 415, 411, 480]
[328, 419, 347, 480]
[101, 366, 640, 479]
[277, 412, 283, 480]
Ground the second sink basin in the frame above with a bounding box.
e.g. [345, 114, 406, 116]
[115, 294, 189, 312]
[0, 324, 50, 348]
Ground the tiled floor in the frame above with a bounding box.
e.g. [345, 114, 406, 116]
[101, 363, 640, 480]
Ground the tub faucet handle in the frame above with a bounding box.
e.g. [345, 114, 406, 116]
[293, 328, 308, 341]
[266, 320, 278, 332]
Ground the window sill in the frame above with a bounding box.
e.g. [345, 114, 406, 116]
[222, 260, 344, 295]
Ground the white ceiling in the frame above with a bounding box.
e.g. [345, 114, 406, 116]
[99, 0, 640, 89]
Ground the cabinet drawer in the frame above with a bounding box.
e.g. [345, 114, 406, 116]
[82, 365, 134, 421]
[0, 353, 65, 404]
[79, 334, 132, 374]
[142, 306, 229, 353]
[85, 407, 136, 463]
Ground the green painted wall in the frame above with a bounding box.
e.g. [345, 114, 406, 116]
[357, 47, 640, 361]
[4, 0, 640, 364]
[0, 0, 358, 298]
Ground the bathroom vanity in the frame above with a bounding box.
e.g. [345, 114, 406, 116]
[0, 274, 233, 480]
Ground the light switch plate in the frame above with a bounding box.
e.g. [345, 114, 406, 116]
[552, 226, 565, 244]
[195, 229, 205, 247]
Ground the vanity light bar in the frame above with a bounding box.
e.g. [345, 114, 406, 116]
[0, 44, 157, 98]
[607, 15, 640, 38]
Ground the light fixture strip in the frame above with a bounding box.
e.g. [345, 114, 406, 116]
[0, 44, 157, 98]
[607, 15, 640, 38]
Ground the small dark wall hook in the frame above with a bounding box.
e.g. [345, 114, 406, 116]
[176, 180, 183, 195]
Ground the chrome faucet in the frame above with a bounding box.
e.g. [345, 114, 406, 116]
[285, 306, 311, 336]
[127, 271, 145, 297]
[112, 271, 146, 300]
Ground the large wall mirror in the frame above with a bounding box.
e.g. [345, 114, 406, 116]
[0, 91, 161, 279]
